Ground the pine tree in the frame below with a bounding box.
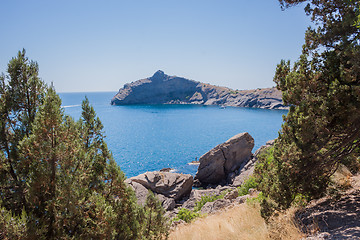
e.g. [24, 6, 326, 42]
[19, 85, 79, 238]
[256, 0, 360, 213]
[0, 51, 169, 239]
[141, 192, 169, 240]
[0, 49, 45, 215]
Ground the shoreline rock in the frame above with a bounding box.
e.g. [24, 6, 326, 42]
[125, 171, 193, 211]
[126, 137, 276, 217]
[111, 70, 288, 110]
[194, 132, 254, 186]
[126, 171, 193, 201]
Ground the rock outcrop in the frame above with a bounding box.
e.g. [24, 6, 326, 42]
[111, 70, 287, 110]
[231, 139, 275, 187]
[125, 180, 150, 206]
[126, 171, 193, 202]
[125, 137, 278, 220]
[200, 199, 232, 215]
[181, 188, 224, 210]
[194, 132, 254, 186]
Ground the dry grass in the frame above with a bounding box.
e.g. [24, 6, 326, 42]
[169, 204, 304, 240]
[267, 207, 306, 240]
[331, 164, 353, 189]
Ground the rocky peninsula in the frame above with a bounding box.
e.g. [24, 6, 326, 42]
[111, 70, 287, 110]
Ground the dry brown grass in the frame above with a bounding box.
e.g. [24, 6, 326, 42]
[331, 164, 353, 189]
[169, 204, 304, 240]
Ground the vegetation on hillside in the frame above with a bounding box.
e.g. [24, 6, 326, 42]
[0, 50, 168, 239]
[255, 0, 360, 218]
[169, 203, 304, 240]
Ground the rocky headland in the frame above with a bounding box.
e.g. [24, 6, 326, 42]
[111, 70, 287, 110]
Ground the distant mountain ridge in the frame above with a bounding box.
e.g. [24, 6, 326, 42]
[111, 70, 287, 110]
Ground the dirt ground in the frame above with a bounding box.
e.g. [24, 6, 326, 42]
[297, 174, 360, 239]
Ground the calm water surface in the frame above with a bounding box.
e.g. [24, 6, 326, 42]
[59, 92, 287, 177]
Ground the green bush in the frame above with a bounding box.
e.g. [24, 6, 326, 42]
[173, 208, 200, 223]
[194, 192, 227, 212]
[0, 206, 27, 240]
[246, 192, 265, 206]
[174, 190, 231, 222]
[238, 176, 258, 196]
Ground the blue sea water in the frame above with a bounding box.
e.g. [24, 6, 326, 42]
[59, 92, 287, 178]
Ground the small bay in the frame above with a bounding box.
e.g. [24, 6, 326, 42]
[59, 92, 287, 178]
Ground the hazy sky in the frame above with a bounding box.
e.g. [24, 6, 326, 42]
[0, 0, 311, 92]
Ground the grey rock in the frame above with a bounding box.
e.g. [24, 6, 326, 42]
[111, 71, 287, 110]
[235, 195, 250, 204]
[224, 189, 239, 201]
[227, 171, 237, 183]
[304, 232, 331, 240]
[200, 199, 232, 215]
[125, 179, 176, 210]
[231, 157, 257, 187]
[254, 139, 275, 157]
[127, 171, 193, 201]
[216, 185, 236, 194]
[195, 132, 254, 185]
[159, 168, 173, 172]
[232, 139, 275, 187]
[125, 179, 150, 206]
[165, 208, 180, 221]
[182, 189, 221, 210]
[156, 194, 176, 211]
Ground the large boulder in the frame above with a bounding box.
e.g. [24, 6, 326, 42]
[125, 179, 149, 206]
[126, 179, 176, 211]
[126, 171, 193, 201]
[156, 194, 176, 211]
[195, 132, 254, 185]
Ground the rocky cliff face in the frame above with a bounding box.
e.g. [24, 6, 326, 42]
[111, 70, 287, 109]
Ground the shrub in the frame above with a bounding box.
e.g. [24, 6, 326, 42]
[173, 208, 200, 223]
[194, 192, 227, 212]
[238, 176, 258, 196]
[0, 206, 26, 240]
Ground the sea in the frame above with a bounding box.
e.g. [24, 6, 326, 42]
[59, 92, 287, 178]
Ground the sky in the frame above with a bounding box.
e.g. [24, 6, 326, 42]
[0, 0, 311, 93]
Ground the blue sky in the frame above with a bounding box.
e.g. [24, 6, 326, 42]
[0, 0, 311, 92]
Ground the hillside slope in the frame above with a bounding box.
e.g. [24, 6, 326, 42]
[169, 174, 360, 240]
[299, 174, 360, 239]
[111, 71, 287, 110]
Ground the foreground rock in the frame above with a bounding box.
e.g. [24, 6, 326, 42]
[111, 70, 287, 110]
[126, 171, 193, 203]
[195, 132, 254, 186]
